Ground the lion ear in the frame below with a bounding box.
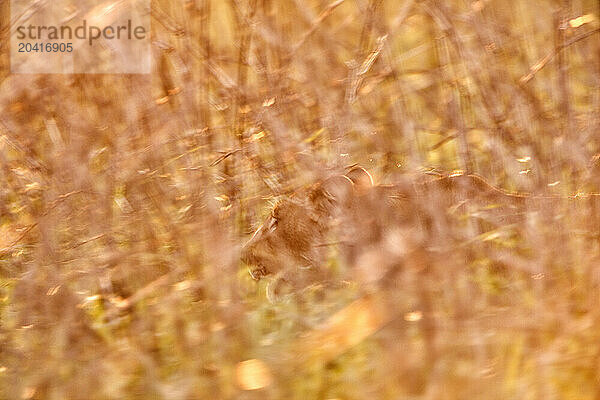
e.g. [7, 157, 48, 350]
[344, 166, 373, 191]
[321, 175, 354, 202]
[309, 175, 354, 216]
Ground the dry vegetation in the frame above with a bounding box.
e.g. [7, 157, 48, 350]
[1, 0, 600, 399]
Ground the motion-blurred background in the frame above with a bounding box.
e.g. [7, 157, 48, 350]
[1, 0, 599, 398]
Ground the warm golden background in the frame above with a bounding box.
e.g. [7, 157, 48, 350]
[1, 0, 599, 399]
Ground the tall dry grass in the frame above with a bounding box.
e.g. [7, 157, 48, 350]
[1, 0, 600, 398]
